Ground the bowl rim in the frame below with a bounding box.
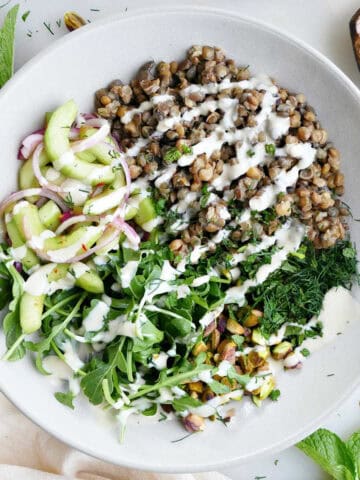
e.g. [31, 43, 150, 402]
[1, 4, 360, 473]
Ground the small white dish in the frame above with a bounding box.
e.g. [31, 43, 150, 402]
[0, 5, 360, 473]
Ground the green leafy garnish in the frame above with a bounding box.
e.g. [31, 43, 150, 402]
[246, 149, 255, 158]
[54, 391, 75, 409]
[269, 389, 281, 401]
[0, 4, 19, 88]
[21, 10, 30, 22]
[163, 147, 182, 163]
[200, 184, 210, 208]
[297, 428, 359, 480]
[265, 143, 276, 155]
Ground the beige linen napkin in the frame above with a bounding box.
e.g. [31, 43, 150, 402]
[0, 393, 230, 480]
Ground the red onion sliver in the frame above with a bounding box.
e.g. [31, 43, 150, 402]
[0, 188, 69, 219]
[71, 123, 110, 153]
[55, 214, 100, 235]
[112, 217, 140, 246]
[85, 117, 109, 128]
[32, 144, 64, 193]
[69, 127, 80, 140]
[19, 132, 44, 160]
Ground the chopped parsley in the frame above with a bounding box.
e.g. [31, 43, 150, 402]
[246, 149, 255, 158]
[301, 348, 310, 357]
[265, 143, 276, 155]
[200, 184, 210, 208]
[21, 10, 30, 22]
[43, 21, 54, 35]
[163, 147, 182, 164]
[269, 389, 281, 401]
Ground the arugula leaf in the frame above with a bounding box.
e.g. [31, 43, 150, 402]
[347, 432, 360, 477]
[54, 391, 75, 409]
[0, 4, 19, 88]
[173, 395, 202, 412]
[297, 429, 356, 480]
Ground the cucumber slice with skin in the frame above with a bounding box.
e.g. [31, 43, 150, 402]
[44, 226, 102, 263]
[76, 150, 97, 163]
[134, 197, 157, 231]
[47, 263, 104, 293]
[44, 100, 78, 162]
[20, 292, 44, 334]
[79, 126, 115, 165]
[5, 218, 39, 269]
[44, 100, 115, 186]
[39, 201, 61, 230]
[13, 202, 45, 239]
[76, 269, 104, 293]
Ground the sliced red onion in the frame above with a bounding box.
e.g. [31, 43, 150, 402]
[0, 188, 69, 219]
[32, 144, 64, 193]
[70, 123, 110, 153]
[69, 127, 80, 140]
[55, 214, 100, 235]
[18, 131, 44, 160]
[59, 211, 74, 223]
[85, 117, 109, 128]
[112, 217, 140, 246]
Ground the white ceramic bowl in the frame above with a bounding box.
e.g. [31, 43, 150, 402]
[1, 5, 360, 473]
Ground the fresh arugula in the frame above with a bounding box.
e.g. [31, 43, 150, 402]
[297, 428, 360, 480]
[54, 391, 75, 409]
[0, 4, 19, 88]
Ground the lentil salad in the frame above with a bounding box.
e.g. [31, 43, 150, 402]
[0, 45, 358, 438]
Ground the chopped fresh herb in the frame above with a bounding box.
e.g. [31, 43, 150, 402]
[90, 8, 100, 12]
[64, 193, 74, 208]
[154, 197, 167, 216]
[327, 373, 335, 377]
[246, 149, 255, 158]
[181, 144, 193, 155]
[21, 10, 30, 22]
[26, 30, 32, 37]
[269, 389, 281, 401]
[254, 476, 266, 480]
[265, 143, 276, 155]
[164, 147, 182, 164]
[250, 239, 358, 336]
[0, 4, 19, 88]
[301, 348, 310, 357]
[274, 459, 279, 466]
[171, 432, 194, 443]
[200, 184, 210, 208]
[232, 335, 245, 349]
[56, 18, 62, 28]
[54, 391, 75, 409]
[159, 411, 167, 422]
[43, 21, 54, 35]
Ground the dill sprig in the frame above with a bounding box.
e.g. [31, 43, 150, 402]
[249, 239, 359, 336]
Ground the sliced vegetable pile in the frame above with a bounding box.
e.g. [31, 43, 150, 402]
[0, 46, 359, 440]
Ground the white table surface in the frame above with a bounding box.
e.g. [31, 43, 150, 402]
[1, 0, 360, 478]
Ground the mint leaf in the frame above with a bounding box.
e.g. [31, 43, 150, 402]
[0, 4, 19, 88]
[297, 429, 356, 480]
[54, 391, 75, 409]
[347, 432, 360, 478]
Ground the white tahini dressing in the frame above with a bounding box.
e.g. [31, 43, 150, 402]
[83, 300, 110, 332]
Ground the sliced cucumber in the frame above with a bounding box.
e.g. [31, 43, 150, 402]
[44, 225, 102, 254]
[79, 126, 115, 165]
[134, 197, 157, 230]
[13, 202, 45, 239]
[20, 292, 44, 334]
[5, 218, 39, 269]
[75, 269, 104, 293]
[44, 99, 78, 162]
[39, 201, 61, 230]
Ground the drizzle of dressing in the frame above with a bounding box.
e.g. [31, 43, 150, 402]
[120, 260, 139, 288]
[83, 300, 110, 332]
[225, 221, 305, 304]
